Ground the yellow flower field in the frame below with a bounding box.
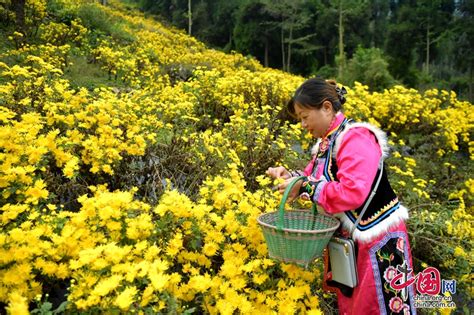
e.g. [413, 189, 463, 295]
[0, 0, 472, 313]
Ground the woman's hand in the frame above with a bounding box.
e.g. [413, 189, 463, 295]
[266, 166, 302, 202]
[277, 177, 302, 202]
[266, 166, 291, 179]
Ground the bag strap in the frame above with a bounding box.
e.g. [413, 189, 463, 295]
[349, 158, 384, 237]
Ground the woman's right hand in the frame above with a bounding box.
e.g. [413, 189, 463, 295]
[266, 166, 291, 179]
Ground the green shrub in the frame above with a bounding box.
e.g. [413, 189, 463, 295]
[77, 3, 135, 43]
[343, 46, 396, 91]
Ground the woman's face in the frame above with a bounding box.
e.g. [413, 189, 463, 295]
[294, 101, 335, 138]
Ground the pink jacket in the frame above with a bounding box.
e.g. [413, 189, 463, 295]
[303, 113, 382, 215]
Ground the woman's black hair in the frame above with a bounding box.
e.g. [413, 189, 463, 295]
[287, 78, 346, 118]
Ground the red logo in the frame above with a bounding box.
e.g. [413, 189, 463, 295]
[390, 265, 441, 296]
[416, 267, 441, 295]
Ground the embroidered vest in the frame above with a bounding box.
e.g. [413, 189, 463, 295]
[314, 118, 408, 242]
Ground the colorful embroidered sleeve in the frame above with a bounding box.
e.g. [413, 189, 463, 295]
[317, 127, 382, 214]
[298, 177, 325, 202]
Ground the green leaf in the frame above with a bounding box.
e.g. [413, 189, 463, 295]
[183, 307, 197, 314]
[53, 301, 69, 314]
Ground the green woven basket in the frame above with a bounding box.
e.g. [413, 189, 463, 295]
[257, 176, 340, 267]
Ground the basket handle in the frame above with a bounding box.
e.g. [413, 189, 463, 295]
[278, 176, 317, 230]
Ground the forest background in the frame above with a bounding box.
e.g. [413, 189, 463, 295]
[135, 0, 474, 102]
[0, 0, 472, 314]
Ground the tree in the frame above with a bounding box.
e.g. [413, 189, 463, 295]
[367, 0, 390, 48]
[337, 0, 345, 77]
[263, 0, 316, 72]
[343, 46, 396, 90]
[233, 1, 278, 67]
[131, 0, 472, 97]
[415, 0, 455, 75]
[11, 0, 25, 33]
[385, 4, 423, 87]
[453, 0, 474, 101]
[209, 0, 243, 51]
[329, 0, 369, 78]
[187, 0, 192, 35]
[385, 0, 457, 87]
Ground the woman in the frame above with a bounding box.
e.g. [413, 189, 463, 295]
[267, 78, 416, 314]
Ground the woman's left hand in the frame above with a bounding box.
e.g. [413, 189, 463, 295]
[277, 177, 302, 202]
